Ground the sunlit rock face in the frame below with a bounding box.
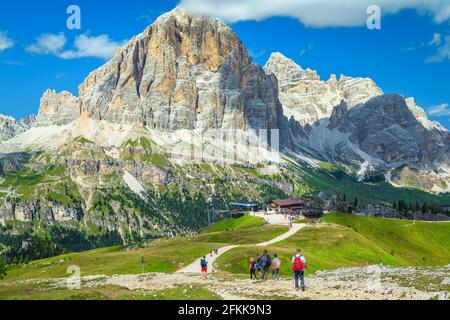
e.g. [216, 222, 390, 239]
[264, 52, 383, 126]
[73, 8, 288, 138]
[36, 89, 82, 126]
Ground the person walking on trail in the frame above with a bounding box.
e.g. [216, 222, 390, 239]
[292, 249, 307, 291]
[272, 254, 281, 281]
[200, 256, 208, 276]
[249, 257, 257, 280]
[259, 250, 271, 281]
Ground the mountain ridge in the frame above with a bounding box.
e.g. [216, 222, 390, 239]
[1, 8, 449, 193]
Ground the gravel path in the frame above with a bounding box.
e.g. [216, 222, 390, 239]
[49, 265, 449, 300]
[176, 222, 306, 274]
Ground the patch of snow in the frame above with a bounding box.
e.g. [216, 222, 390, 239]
[123, 171, 147, 200]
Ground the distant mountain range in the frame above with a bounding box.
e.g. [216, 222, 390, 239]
[0, 8, 449, 255]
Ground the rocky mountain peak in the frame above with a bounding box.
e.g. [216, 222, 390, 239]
[264, 52, 383, 126]
[405, 97, 447, 132]
[72, 7, 289, 138]
[265, 52, 321, 85]
[328, 100, 349, 130]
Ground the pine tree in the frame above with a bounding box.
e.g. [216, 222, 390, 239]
[421, 203, 428, 213]
[0, 255, 7, 280]
[353, 197, 358, 209]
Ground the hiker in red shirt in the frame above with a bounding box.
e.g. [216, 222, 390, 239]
[292, 249, 307, 291]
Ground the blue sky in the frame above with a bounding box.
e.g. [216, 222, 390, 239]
[0, 0, 450, 129]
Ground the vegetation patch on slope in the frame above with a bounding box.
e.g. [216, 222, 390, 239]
[287, 160, 450, 206]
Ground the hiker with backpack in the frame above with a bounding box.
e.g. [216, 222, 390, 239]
[272, 254, 281, 281]
[259, 250, 271, 281]
[200, 256, 208, 275]
[292, 249, 307, 291]
[249, 257, 257, 280]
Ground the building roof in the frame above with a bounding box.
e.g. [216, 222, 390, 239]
[229, 202, 259, 208]
[270, 199, 306, 207]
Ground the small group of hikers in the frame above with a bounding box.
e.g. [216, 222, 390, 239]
[249, 250, 279, 281]
[200, 249, 307, 291]
[249, 249, 307, 291]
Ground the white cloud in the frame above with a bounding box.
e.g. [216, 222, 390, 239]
[179, 0, 450, 27]
[59, 34, 125, 60]
[426, 34, 450, 63]
[0, 31, 14, 52]
[26, 33, 67, 55]
[428, 103, 450, 116]
[26, 33, 125, 60]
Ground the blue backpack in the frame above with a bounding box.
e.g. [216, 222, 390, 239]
[256, 257, 263, 270]
[261, 254, 271, 268]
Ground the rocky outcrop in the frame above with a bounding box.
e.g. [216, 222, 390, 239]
[0, 114, 35, 142]
[0, 201, 82, 223]
[35, 89, 82, 126]
[0, 152, 30, 176]
[405, 97, 447, 132]
[264, 52, 383, 126]
[62, 158, 176, 187]
[329, 94, 450, 164]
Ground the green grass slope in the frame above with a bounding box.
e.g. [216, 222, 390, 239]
[215, 214, 450, 276]
[322, 214, 450, 265]
[201, 215, 267, 233]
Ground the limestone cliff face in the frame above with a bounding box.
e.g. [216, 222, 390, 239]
[309, 94, 450, 190]
[36, 89, 82, 126]
[74, 8, 286, 137]
[264, 52, 383, 126]
[326, 95, 449, 165]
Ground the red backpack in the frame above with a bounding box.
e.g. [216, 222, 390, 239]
[293, 256, 304, 272]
